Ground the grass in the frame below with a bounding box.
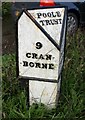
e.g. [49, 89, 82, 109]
[2, 29, 85, 119]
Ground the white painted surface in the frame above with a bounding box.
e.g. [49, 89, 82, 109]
[18, 10, 61, 81]
[29, 81, 57, 108]
[18, 7, 66, 107]
[29, 76, 61, 108]
[29, 8, 64, 45]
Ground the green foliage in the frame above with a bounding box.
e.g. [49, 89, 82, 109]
[2, 2, 11, 16]
[2, 30, 85, 119]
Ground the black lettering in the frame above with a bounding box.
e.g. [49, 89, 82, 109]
[29, 62, 34, 67]
[49, 64, 54, 69]
[45, 20, 51, 25]
[36, 42, 42, 49]
[51, 12, 56, 17]
[37, 13, 42, 18]
[56, 11, 61, 17]
[35, 63, 41, 68]
[43, 13, 47, 18]
[50, 19, 54, 25]
[39, 54, 44, 60]
[40, 20, 45, 26]
[23, 61, 28, 66]
[26, 53, 31, 58]
[53, 19, 58, 24]
[59, 19, 62, 24]
[32, 53, 38, 59]
[47, 12, 51, 17]
[46, 54, 52, 60]
[42, 63, 47, 69]
[39, 19, 62, 26]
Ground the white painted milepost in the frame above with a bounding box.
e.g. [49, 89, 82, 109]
[17, 7, 67, 108]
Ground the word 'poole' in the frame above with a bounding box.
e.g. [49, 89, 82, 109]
[36, 11, 62, 26]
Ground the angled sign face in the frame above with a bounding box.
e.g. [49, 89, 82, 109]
[17, 7, 67, 82]
[28, 8, 65, 45]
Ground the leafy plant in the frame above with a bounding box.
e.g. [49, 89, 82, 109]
[2, 2, 11, 16]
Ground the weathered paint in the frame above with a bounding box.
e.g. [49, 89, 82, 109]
[29, 76, 61, 108]
[18, 11, 60, 81]
[18, 7, 67, 108]
[29, 8, 65, 45]
[29, 81, 57, 108]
